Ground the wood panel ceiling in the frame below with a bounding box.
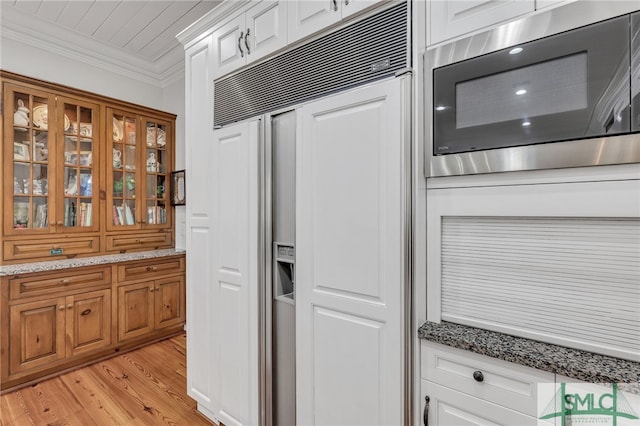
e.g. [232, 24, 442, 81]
[1, 0, 222, 85]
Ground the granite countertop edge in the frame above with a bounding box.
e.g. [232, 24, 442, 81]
[418, 321, 639, 393]
[0, 248, 186, 276]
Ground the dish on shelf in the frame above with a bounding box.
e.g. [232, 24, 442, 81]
[32, 105, 70, 130]
[113, 117, 124, 141]
[146, 127, 166, 147]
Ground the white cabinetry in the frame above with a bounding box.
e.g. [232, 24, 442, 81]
[428, 0, 534, 45]
[212, 1, 287, 79]
[420, 341, 554, 425]
[285, 0, 384, 48]
[296, 77, 408, 426]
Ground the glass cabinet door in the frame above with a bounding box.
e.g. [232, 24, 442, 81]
[6, 87, 55, 235]
[59, 98, 99, 231]
[110, 111, 138, 228]
[142, 118, 169, 226]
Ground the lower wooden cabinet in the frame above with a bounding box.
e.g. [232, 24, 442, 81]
[0, 253, 185, 393]
[117, 275, 185, 341]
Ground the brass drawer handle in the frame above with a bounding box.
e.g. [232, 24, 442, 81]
[146, 266, 158, 272]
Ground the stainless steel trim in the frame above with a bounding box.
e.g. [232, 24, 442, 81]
[424, 1, 640, 177]
[259, 116, 272, 426]
[399, 73, 414, 426]
[430, 133, 640, 177]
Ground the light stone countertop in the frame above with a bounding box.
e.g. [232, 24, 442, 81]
[0, 248, 186, 276]
[419, 321, 640, 394]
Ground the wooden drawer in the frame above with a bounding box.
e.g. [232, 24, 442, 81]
[117, 256, 185, 282]
[106, 232, 172, 252]
[4, 237, 100, 261]
[421, 341, 553, 416]
[9, 266, 112, 300]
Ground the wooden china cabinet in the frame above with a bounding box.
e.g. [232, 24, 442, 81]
[0, 71, 184, 393]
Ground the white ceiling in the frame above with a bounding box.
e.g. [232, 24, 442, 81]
[1, 0, 222, 86]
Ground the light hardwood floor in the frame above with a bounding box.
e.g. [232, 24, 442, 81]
[0, 333, 214, 425]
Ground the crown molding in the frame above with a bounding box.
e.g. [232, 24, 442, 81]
[1, 5, 187, 88]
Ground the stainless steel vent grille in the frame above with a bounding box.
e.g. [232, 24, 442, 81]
[214, 2, 408, 126]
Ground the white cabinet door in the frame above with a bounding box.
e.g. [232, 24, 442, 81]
[212, 14, 246, 79]
[245, 0, 287, 63]
[185, 35, 216, 417]
[209, 120, 260, 426]
[429, 0, 534, 45]
[288, 0, 341, 44]
[296, 77, 408, 425]
[422, 380, 544, 425]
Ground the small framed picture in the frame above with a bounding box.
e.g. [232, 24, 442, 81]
[171, 170, 186, 206]
[13, 142, 30, 161]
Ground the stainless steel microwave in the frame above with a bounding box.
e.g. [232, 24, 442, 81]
[426, 2, 640, 177]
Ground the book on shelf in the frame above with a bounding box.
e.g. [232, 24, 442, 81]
[34, 204, 48, 228]
[116, 206, 125, 225]
[125, 204, 134, 225]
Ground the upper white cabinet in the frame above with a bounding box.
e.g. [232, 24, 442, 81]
[428, 0, 534, 45]
[288, 0, 383, 43]
[212, 1, 287, 79]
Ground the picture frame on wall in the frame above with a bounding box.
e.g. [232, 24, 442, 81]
[171, 170, 186, 206]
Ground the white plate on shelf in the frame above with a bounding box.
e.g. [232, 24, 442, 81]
[113, 117, 124, 141]
[32, 105, 70, 131]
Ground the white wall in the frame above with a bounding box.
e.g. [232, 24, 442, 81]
[163, 77, 187, 249]
[1, 36, 187, 248]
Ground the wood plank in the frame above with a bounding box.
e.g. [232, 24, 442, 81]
[0, 334, 213, 426]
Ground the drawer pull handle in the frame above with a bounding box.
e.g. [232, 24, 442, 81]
[146, 266, 158, 272]
[60, 279, 70, 284]
[423, 395, 430, 426]
[81, 309, 92, 316]
[473, 370, 484, 382]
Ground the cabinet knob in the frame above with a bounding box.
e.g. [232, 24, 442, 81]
[59, 278, 70, 284]
[56, 221, 63, 226]
[146, 266, 158, 272]
[67, 304, 73, 310]
[59, 305, 65, 311]
[473, 370, 484, 382]
[155, 287, 159, 291]
[149, 287, 155, 292]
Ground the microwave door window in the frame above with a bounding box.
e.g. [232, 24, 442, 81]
[433, 14, 631, 155]
[455, 53, 588, 130]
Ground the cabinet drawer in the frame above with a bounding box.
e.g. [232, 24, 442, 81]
[4, 237, 100, 261]
[421, 380, 548, 425]
[106, 232, 172, 252]
[421, 341, 553, 416]
[117, 256, 184, 282]
[9, 266, 112, 300]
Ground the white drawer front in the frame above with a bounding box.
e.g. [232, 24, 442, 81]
[421, 380, 551, 426]
[421, 341, 554, 416]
